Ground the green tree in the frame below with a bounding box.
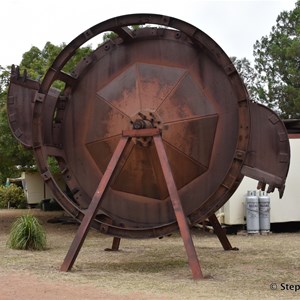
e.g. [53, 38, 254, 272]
[231, 56, 262, 102]
[0, 65, 35, 183]
[253, 0, 300, 118]
[0, 42, 93, 183]
[20, 41, 92, 89]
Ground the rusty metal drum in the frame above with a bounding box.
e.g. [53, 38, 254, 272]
[26, 14, 251, 238]
[8, 14, 289, 244]
[7, 13, 291, 278]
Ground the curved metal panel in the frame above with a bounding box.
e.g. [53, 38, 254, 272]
[242, 102, 290, 197]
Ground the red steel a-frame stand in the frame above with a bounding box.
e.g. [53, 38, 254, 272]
[60, 128, 203, 279]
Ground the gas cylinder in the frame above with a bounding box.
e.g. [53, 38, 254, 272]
[259, 191, 271, 233]
[246, 191, 259, 234]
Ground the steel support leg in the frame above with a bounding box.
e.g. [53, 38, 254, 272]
[105, 237, 121, 251]
[153, 135, 203, 280]
[208, 214, 238, 251]
[60, 137, 129, 272]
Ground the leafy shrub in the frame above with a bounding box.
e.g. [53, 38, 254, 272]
[7, 215, 47, 250]
[0, 184, 27, 208]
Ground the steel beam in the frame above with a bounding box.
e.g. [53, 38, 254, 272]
[105, 237, 121, 251]
[208, 214, 238, 251]
[153, 134, 203, 280]
[60, 136, 129, 271]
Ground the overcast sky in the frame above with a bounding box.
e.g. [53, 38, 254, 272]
[0, 0, 297, 67]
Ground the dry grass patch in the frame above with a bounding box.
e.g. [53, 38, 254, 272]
[1, 209, 300, 299]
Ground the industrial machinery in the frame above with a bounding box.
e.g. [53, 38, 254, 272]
[7, 14, 290, 279]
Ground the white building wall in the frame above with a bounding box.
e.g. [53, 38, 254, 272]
[22, 172, 65, 205]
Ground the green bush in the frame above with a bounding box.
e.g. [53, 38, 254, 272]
[0, 184, 27, 208]
[7, 215, 47, 250]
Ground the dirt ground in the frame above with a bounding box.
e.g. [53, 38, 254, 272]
[0, 209, 300, 300]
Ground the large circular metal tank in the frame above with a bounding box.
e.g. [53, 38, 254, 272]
[7, 13, 290, 278]
[30, 14, 251, 238]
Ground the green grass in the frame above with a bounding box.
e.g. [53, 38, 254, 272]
[7, 215, 46, 251]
